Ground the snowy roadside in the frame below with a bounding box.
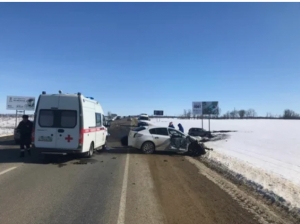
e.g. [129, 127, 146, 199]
[150, 118, 300, 212]
[0, 116, 33, 137]
[0, 118, 15, 137]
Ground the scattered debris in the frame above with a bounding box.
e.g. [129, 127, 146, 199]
[73, 161, 87, 165]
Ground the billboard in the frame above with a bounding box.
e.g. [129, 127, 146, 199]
[192, 102, 203, 115]
[6, 96, 36, 111]
[154, 110, 164, 116]
[202, 101, 219, 115]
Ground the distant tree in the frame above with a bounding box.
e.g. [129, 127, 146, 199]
[266, 112, 274, 118]
[183, 109, 187, 118]
[223, 111, 231, 119]
[229, 109, 239, 119]
[215, 107, 221, 117]
[239, 110, 246, 119]
[283, 109, 299, 119]
[187, 109, 192, 119]
[245, 109, 257, 118]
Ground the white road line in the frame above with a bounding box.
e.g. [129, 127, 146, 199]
[117, 153, 130, 224]
[0, 167, 17, 176]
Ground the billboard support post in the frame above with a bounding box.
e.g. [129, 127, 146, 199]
[201, 101, 219, 132]
[15, 110, 17, 128]
[209, 114, 211, 132]
[15, 110, 25, 128]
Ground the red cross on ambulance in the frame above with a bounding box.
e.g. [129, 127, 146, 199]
[65, 135, 73, 143]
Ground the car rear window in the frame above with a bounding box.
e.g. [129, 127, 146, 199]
[149, 128, 169, 136]
[38, 109, 77, 128]
[133, 127, 146, 132]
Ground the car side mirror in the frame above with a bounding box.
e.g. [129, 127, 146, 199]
[104, 120, 111, 128]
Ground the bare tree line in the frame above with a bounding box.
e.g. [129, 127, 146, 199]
[179, 108, 300, 120]
[1, 108, 299, 120]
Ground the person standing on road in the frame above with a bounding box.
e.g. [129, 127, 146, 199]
[178, 123, 184, 133]
[17, 115, 33, 157]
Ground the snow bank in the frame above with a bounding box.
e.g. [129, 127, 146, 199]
[0, 116, 16, 137]
[150, 118, 300, 209]
[0, 115, 34, 137]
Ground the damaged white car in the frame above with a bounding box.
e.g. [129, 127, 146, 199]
[128, 126, 211, 156]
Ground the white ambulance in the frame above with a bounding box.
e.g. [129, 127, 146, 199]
[32, 91, 110, 157]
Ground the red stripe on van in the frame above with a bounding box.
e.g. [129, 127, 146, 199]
[79, 127, 106, 144]
[81, 127, 106, 133]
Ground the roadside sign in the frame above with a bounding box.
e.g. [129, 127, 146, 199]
[192, 102, 202, 115]
[7, 96, 36, 111]
[202, 101, 219, 115]
[154, 110, 164, 116]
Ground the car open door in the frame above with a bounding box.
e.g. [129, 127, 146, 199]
[168, 128, 189, 151]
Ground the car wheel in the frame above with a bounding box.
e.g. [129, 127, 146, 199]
[121, 136, 128, 146]
[187, 142, 205, 157]
[141, 141, 155, 154]
[102, 139, 108, 150]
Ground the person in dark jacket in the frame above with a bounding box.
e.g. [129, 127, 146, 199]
[178, 123, 184, 133]
[17, 115, 33, 157]
[168, 122, 175, 129]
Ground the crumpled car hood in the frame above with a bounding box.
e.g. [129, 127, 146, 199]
[188, 135, 202, 142]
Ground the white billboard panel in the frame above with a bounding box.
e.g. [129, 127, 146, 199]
[192, 102, 202, 115]
[6, 96, 36, 111]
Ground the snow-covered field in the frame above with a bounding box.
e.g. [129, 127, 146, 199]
[150, 118, 300, 210]
[0, 115, 34, 137]
[0, 116, 17, 136]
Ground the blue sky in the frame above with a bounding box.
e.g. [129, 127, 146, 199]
[1, 3, 300, 116]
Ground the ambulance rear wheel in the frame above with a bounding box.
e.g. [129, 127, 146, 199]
[86, 143, 94, 158]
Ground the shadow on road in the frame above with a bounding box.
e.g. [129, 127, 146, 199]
[0, 139, 103, 167]
[0, 142, 183, 166]
[102, 146, 184, 157]
[0, 146, 86, 166]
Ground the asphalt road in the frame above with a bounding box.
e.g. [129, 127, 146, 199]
[0, 119, 296, 224]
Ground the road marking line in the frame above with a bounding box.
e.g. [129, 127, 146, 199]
[117, 153, 130, 224]
[0, 167, 17, 176]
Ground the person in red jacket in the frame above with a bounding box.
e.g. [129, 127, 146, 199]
[17, 115, 33, 157]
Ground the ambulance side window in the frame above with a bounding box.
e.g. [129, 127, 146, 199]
[96, 113, 102, 127]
